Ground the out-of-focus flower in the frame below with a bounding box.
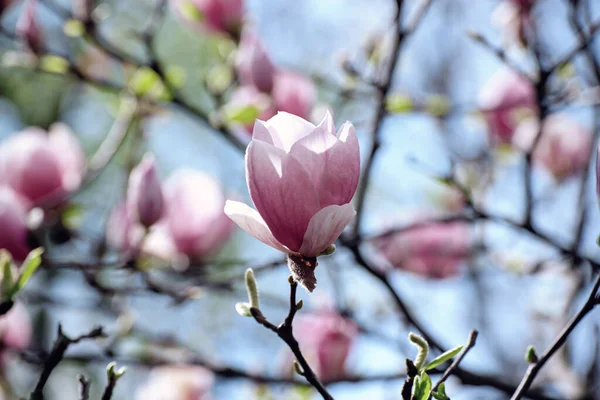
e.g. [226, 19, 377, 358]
[16, 0, 42, 54]
[492, 0, 535, 47]
[0, 187, 31, 262]
[127, 154, 164, 228]
[171, 0, 243, 37]
[284, 312, 357, 382]
[0, 302, 32, 353]
[106, 201, 144, 255]
[513, 114, 592, 180]
[143, 170, 232, 263]
[0, 124, 85, 206]
[224, 85, 276, 132]
[225, 111, 359, 258]
[479, 69, 536, 144]
[272, 70, 316, 121]
[135, 366, 214, 400]
[374, 222, 471, 279]
[236, 28, 275, 93]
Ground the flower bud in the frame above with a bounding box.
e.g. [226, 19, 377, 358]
[0, 302, 32, 360]
[0, 187, 31, 262]
[127, 154, 164, 228]
[272, 70, 316, 121]
[236, 28, 275, 93]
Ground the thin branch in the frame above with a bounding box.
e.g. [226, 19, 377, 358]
[30, 325, 105, 400]
[432, 330, 478, 391]
[510, 271, 600, 400]
[77, 375, 90, 400]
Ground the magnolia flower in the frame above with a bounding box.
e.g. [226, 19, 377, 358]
[0, 124, 85, 206]
[374, 222, 471, 279]
[225, 112, 359, 290]
[16, 0, 42, 54]
[135, 366, 214, 400]
[105, 201, 144, 255]
[272, 70, 316, 121]
[285, 312, 357, 382]
[0, 302, 32, 355]
[127, 154, 164, 228]
[513, 114, 591, 180]
[236, 29, 275, 93]
[171, 0, 243, 36]
[479, 69, 536, 144]
[143, 170, 233, 264]
[0, 187, 31, 262]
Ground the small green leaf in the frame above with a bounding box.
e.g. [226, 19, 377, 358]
[8, 248, 43, 298]
[179, 0, 204, 22]
[412, 372, 432, 400]
[426, 94, 450, 117]
[129, 68, 171, 101]
[61, 203, 83, 229]
[423, 345, 464, 371]
[39, 56, 70, 74]
[224, 105, 260, 125]
[235, 302, 252, 317]
[1, 251, 13, 299]
[385, 94, 413, 114]
[432, 381, 449, 400]
[165, 66, 187, 89]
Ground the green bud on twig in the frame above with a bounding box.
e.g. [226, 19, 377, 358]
[525, 345, 538, 364]
[245, 268, 260, 309]
[409, 332, 429, 371]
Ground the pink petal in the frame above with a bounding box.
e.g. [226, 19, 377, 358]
[48, 123, 86, 192]
[299, 203, 355, 257]
[317, 110, 336, 136]
[252, 119, 282, 147]
[224, 200, 288, 253]
[264, 112, 317, 152]
[246, 140, 320, 251]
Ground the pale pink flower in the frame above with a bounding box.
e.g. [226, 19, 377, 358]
[127, 154, 164, 228]
[0, 302, 32, 352]
[16, 0, 42, 53]
[285, 312, 357, 382]
[224, 111, 360, 258]
[513, 114, 592, 180]
[272, 70, 316, 121]
[375, 222, 471, 279]
[479, 69, 536, 144]
[105, 201, 144, 254]
[236, 29, 275, 93]
[171, 0, 243, 36]
[0, 124, 85, 206]
[0, 187, 31, 262]
[135, 366, 214, 400]
[150, 170, 233, 262]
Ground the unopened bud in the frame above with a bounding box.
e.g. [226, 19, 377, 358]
[525, 345, 538, 363]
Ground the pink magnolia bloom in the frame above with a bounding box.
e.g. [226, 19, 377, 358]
[143, 170, 233, 262]
[375, 222, 471, 279]
[16, 0, 42, 54]
[286, 312, 357, 382]
[0, 124, 85, 206]
[105, 201, 144, 254]
[513, 114, 592, 180]
[224, 112, 360, 258]
[236, 29, 275, 93]
[479, 69, 536, 144]
[0, 302, 32, 352]
[0, 187, 31, 262]
[272, 70, 316, 121]
[127, 154, 164, 228]
[171, 0, 243, 36]
[135, 366, 214, 400]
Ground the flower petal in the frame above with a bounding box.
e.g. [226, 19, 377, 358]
[246, 140, 320, 251]
[252, 119, 282, 147]
[288, 126, 337, 189]
[317, 110, 336, 136]
[224, 200, 288, 253]
[265, 112, 316, 152]
[299, 203, 356, 257]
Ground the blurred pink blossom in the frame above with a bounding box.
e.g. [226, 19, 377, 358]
[513, 114, 592, 180]
[135, 366, 214, 400]
[106, 201, 144, 255]
[0, 187, 31, 262]
[0, 302, 32, 353]
[16, 0, 42, 54]
[375, 222, 471, 279]
[286, 312, 357, 382]
[236, 28, 275, 93]
[127, 154, 164, 228]
[272, 70, 317, 121]
[0, 124, 85, 206]
[225, 111, 359, 258]
[143, 170, 233, 263]
[171, 0, 243, 36]
[479, 69, 536, 144]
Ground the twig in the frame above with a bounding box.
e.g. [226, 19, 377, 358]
[30, 325, 105, 400]
[510, 271, 600, 400]
[250, 277, 334, 400]
[77, 375, 90, 400]
[432, 330, 478, 391]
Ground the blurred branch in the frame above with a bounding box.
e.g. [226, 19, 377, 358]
[250, 277, 334, 400]
[432, 330, 478, 391]
[510, 270, 600, 400]
[77, 375, 90, 400]
[30, 325, 105, 400]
